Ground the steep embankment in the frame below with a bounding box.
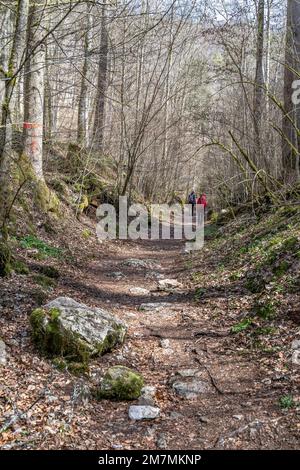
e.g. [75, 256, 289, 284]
[0, 186, 299, 449]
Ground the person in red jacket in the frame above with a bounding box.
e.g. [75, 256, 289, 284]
[197, 193, 208, 222]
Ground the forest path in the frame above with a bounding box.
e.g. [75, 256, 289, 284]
[58, 234, 296, 450]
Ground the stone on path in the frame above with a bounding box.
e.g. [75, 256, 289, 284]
[0, 338, 7, 366]
[122, 259, 158, 269]
[157, 433, 168, 449]
[291, 339, 300, 350]
[138, 386, 157, 406]
[158, 279, 182, 291]
[139, 302, 172, 312]
[172, 380, 210, 399]
[128, 405, 160, 420]
[292, 350, 300, 365]
[129, 287, 150, 295]
[146, 271, 164, 280]
[171, 369, 211, 398]
[106, 272, 125, 280]
[160, 339, 170, 349]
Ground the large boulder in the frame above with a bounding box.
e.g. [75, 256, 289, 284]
[30, 297, 126, 362]
[96, 365, 144, 400]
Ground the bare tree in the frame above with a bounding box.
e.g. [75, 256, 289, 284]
[77, 3, 92, 146]
[23, 2, 46, 181]
[92, 0, 108, 152]
[282, 0, 300, 183]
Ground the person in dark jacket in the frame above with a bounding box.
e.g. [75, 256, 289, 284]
[188, 190, 196, 216]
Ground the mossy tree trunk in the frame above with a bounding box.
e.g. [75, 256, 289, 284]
[0, 0, 29, 237]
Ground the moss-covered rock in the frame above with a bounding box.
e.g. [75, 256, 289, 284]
[95, 366, 144, 400]
[30, 297, 127, 363]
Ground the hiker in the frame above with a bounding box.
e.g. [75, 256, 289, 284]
[188, 190, 196, 216]
[197, 193, 208, 221]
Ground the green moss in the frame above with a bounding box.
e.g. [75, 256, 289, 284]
[30, 307, 90, 364]
[255, 300, 277, 320]
[245, 274, 265, 293]
[281, 236, 298, 251]
[31, 289, 48, 306]
[95, 324, 126, 356]
[37, 265, 60, 279]
[52, 356, 67, 371]
[32, 273, 57, 289]
[50, 178, 69, 195]
[194, 287, 206, 301]
[231, 317, 253, 334]
[77, 194, 89, 214]
[35, 179, 60, 215]
[95, 366, 144, 401]
[0, 241, 12, 277]
[12, 259, 29, 274]
[82, 229, 92, 239]
[273, 260, 290, 278]
[68, 361, 89, 376]
[251, 326, 277, 337]
[20, 235, 62, 258]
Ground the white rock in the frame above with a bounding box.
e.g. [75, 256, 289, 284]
[128, 405, 160, 420]
[129, 287, 150, 295]
[172, 380, 210, 398]
[291, 339, 300, 350]
[0, 339, 7, 366]
[158, 279, 182, 291]
[160, 339, 170, 349]
[139, 302, 172, 312]
[106, 272, 125, 280]
[34, 297, 127, 357]
[176, 369, 200, 378]
[138, 386, 157, 406]
[122, 259, 154, 269]
[162, 348, 174, 355]
[146, 271, 164, 280]
[292, 350, 300, 365]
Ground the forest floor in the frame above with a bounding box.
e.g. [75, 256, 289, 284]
[0, 206, 300, 450]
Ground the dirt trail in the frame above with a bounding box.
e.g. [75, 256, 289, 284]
[57, 235, 298, 450]
[1, 231, 298, 450]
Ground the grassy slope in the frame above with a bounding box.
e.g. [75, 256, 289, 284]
[188, 204, 300, 355]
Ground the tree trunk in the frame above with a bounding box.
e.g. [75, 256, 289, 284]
[92, 0, 108, 152]
[0, 0, 29, 237]
[23, 2, 58, 212]
[282, 0, 300, 183]
[77, 5, 92, 146]
[253, 0, 265, 167]
[23, 3, 45, 180]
